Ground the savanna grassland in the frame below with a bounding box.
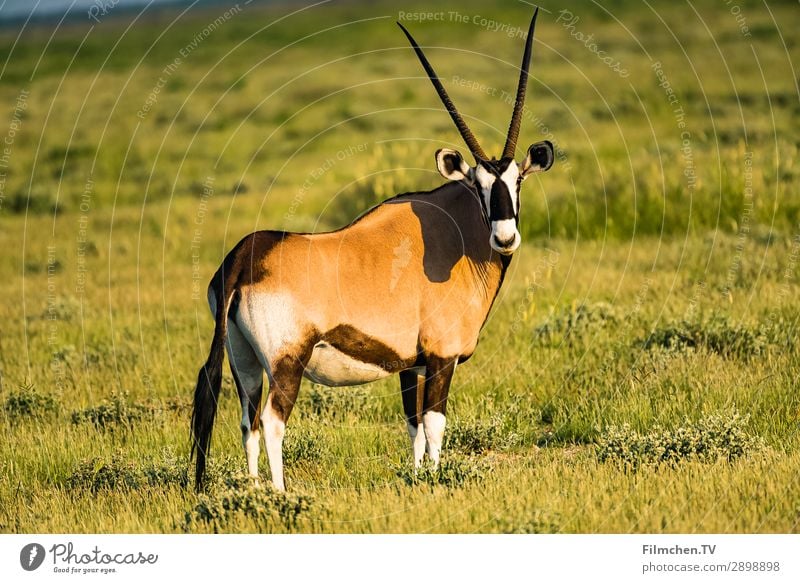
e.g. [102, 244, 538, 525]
[0, 0, 799, 533]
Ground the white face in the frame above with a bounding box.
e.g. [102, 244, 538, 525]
[474, 161, 522, 255]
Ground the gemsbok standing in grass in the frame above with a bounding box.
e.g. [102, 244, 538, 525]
[192, 8, 554, 490]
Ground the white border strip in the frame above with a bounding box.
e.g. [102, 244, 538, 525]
[1, 534, 798, 582]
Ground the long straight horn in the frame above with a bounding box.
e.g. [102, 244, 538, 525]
[398, 22, 488, 161]
[502, 8, 539, 160]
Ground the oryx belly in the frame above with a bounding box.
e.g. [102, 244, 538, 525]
[303, 341, 392, 387]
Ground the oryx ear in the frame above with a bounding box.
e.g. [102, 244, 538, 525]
[520, 140, 555, 178]
[436, 149, 474, 183]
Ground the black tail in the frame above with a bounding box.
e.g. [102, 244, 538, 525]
[191, 265, 237, 491]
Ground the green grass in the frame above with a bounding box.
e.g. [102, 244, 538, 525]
[0, 0, 799, 533]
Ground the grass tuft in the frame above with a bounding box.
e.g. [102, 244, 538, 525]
[493, 510, 561, 534]
[282, 425, 325, 465]
[300, 384, 369, 421]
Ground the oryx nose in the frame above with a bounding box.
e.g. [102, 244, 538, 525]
[493, 234, 515, 248]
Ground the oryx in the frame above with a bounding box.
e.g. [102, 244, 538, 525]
[191, 8, 554, 490]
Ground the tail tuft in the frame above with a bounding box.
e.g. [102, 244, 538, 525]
[191, 340, 225, 491]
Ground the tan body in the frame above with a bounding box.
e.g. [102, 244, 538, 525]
[193, 180, 508, 490]
[230, 181, 505, 388]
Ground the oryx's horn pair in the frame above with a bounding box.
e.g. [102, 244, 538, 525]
[397, 7, 539, 162]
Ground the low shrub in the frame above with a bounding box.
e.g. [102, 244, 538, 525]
[2, 384, 58, 421]
[396, 455, 491, 488]
[596, 413, 763, 469]
[643, 316, 769, 359]
[183, 474, 315, 533]
[71, 392, 156, 430]
[160, 397, 192, 414]
[444, 415, 520, 454]
[5, 185, 61, 215]
[282, 425, 324, 465]
[66, 451, 188, 492]
[533, 302, 619, 346]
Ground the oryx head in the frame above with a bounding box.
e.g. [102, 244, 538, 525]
[399, 8, 554, 255]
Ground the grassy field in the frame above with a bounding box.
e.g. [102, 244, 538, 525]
[1, 0, 799, 533]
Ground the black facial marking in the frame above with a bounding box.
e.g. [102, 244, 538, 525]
[489, 179, 515, 222]
[478, 158, 518, 223]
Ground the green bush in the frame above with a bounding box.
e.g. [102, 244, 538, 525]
[71, 392, 156, 430]
[643, 316, 769, 359]
[66, 451, 188, 492]
[533, 302, 620, 346]
[183, 474, 316, 533]
[444, 415, 520, 454]
[396, 456, 491, 488]
[596, 413, 763, 469]
[5, 184, 61, 215]
[2, 384, 58, 420]
[282, 425, 324, 465]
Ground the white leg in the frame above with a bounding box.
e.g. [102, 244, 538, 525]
[262, 393, 286, 491]
[407, 421, 427, 468]
[423, 411, 446, 467]
[243, 428, 261, 478]
[227, 320, 265, 482]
